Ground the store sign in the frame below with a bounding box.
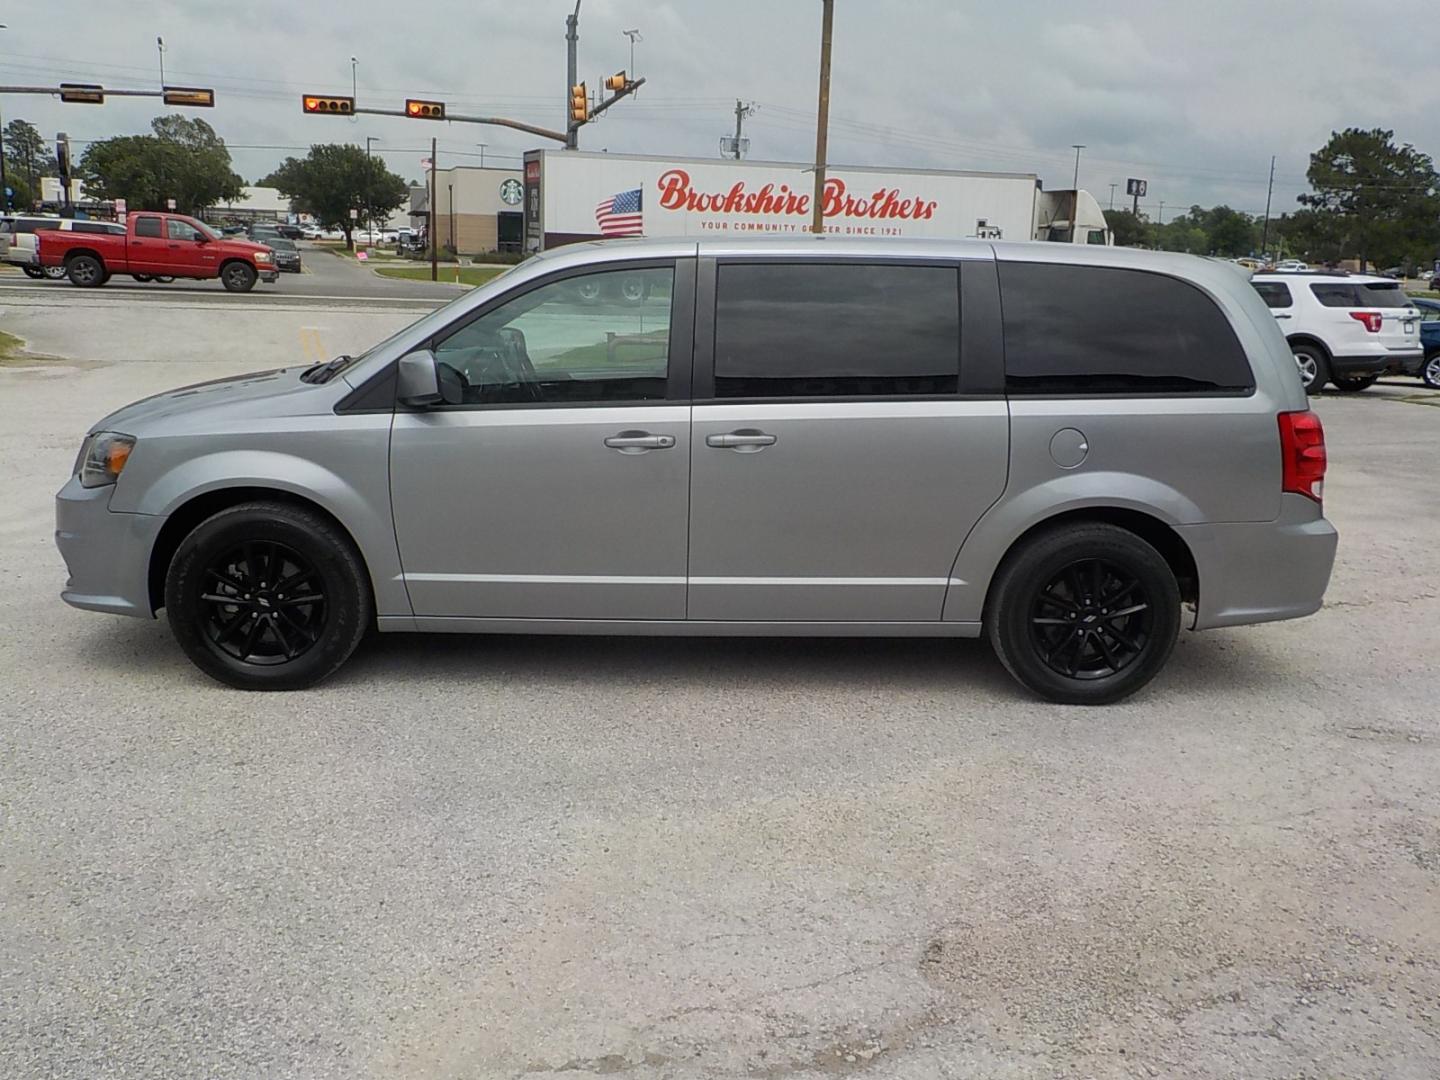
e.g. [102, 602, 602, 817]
[655, 168, 938, 223]
[499, 178, 523, 205]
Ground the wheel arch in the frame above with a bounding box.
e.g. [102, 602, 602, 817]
[1285, 333, 1331, 360]
[961, 506, 1200, 630]
[147, 486, 369, 615]
[62, 247, 105, 267]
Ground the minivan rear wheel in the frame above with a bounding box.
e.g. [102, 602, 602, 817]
[986, 524, 1180, 705]
[1291, 344, 1329, 394]
[164, 501, 372, 690]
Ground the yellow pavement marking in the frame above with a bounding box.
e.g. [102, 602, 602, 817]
[298, 326, 327, 364]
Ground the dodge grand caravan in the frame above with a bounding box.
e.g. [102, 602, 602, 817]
[55, 238, 1338, 704]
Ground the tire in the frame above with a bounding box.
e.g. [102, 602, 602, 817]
[985, 523, 1181, 705]
[1291, 343, 1329, 394]
[42, 264, 67, 280]
[220, 261, 258, 292]
[164, 501, 372, 690]
[1330, 374, 1377, 392]
[154, 276, 175, 283]
[1423, 353, 1440, 390]
[573, 278, 603, 303]
[617, 275, 648, 304]
[22, 265, 43, 279]
[132, 274, 153, 283]
[66, 254, 105, 287]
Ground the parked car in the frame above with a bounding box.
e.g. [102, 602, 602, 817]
[38, 211, 278, 291]
[1249, 271, 1423, 392]
[3, 217, 128, 280]
[0, 214, 65, 278]
[275, 224, 304, 240]
[266, 236, 303, 273]
[1273, 259, 1309, 273]
[299, 223, 326, 240]
[54, 239, 1338, 704]
[1408, 296, 1440, 388]
[247, 224, 282, 244]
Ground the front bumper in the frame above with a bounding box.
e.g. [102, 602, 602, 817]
[55, 475, 163, 618]
[1176, 494, 1338, 630]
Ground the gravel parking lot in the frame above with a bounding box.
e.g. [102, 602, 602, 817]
[2, 291, 1438, 1079]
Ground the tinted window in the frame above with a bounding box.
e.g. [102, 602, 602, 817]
[713, 263, 959, 398]
[1253, 282, 1293, 308]
[432, 266, 673, 405]
[134, 216, 162, 238]
[1355, 281, 1411, 308]
[1309, 283, 1354, 307]
[1000, 262, 1254, 395]
[72, 221, 123, 234]
[11, 219, 59, 234]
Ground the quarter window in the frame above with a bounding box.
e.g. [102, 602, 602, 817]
[431, 266, 673, 405]
[712, 263, 959, 398]
[1252, 282, 1293, 308]
[999, 262, 1255, 395]
[134, 216, 162, 238]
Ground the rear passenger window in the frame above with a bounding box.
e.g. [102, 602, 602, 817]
[999, 262, 1254, 395]
[713, 263, 959, 398]
[1309, 283, 1356, 307]
[134, 216, 162, 238]
[1253, 282, 1293, 308]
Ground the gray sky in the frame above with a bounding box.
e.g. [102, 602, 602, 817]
[2, 1, 1432, 218]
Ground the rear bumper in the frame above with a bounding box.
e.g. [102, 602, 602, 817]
[54, 475, 163, 618]
[1332, 349, 1423, 377]
[1177, 495, 1338, 630]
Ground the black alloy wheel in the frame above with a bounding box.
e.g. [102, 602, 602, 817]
[66, 254, 104, 287]
[198, 540, 327, 666]
[1423, 353, 1440, 390]
[221, 261, 258, 292]
[986, 522, 1181, 705]
[1028, 558, 1153, 681]
[165, 501, 371, 690]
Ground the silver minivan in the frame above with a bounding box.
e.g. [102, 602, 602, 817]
[55, 237, 1338, 704]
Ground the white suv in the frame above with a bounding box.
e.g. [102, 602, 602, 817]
[1251, 271, 1423, 393]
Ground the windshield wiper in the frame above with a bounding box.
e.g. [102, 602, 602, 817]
[300, 355, 355, 384]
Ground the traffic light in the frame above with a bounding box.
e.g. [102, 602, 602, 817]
[569, 83, 588, 124]
[405, 99, 446, 120]
[302, 94, 355, 115]
[58, 83, 105, 105]
[163, 86, 215, 108]
[604, 71, 628, 92]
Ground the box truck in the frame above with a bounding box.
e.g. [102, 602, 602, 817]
[522, 149, 1111, 251]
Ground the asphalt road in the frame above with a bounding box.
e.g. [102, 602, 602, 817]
[2, 291, 1438, 1079]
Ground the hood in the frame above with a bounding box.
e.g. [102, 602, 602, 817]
[222, 238, 273, 256]
[91, 366, 332, 435]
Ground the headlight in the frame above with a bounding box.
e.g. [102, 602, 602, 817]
[79, 432, 136, 488]
[254, 251, 272, 262]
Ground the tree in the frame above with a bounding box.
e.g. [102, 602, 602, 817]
[3, 118, 56, 193]
[1104, 208, 1150, 248]
[1197, 205, 1258, 257]
[76, 114, 243, 214]
[262, 144, 408, 248]
[1297, 128, 1440, 269]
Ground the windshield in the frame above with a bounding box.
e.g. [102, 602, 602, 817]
[194, 220, 219, 240]
[268, 238, 296, 252]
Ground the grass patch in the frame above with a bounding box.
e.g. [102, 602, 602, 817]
[0, 328, 66, 368]
[375, 265, 509, 287]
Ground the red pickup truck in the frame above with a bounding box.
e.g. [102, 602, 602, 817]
[38, 211, 278, 292]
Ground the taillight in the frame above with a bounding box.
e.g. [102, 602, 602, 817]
[1348, 311, 1382, 333]
[1278, 410, 1326, 502]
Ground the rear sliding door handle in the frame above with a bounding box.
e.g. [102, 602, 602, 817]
[706, 431, 777, 451]
[604, 431, 675, 453]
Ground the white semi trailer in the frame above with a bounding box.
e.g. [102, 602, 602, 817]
[522, 149, 1112, 251]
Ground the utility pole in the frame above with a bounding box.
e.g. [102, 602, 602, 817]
[565, 0, 581, 149]
[365, 136, 376, 242]
[157, 37, 165, 89]
[1109, 182, 1117, 211]
[1260, 154, 1276, 258]
[732, 99, 755, 160]
[810, 0, 834, 235]
[1158, 200, 1166, 225]
[1071, 144, 1084, 237]
[430, 136, 438, 281]
[1071, 145, 1084, 190]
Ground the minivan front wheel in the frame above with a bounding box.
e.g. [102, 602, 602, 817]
[1291, 344, 1329, 394]
[164, 501, 372, 690]
[987, 524, 1180, 705]
[1423, 353, 1440, 390]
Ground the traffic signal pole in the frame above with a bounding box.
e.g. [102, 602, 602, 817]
[810, 0, 834, 235]
[566, 0, 581, 149]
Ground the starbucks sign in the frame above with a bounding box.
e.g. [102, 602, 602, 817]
[499, 178, 523, 206]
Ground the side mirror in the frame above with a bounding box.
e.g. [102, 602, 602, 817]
[397, 349, 443, 408]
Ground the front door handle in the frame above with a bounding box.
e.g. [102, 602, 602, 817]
[604, 431, 675, 453]
[706, 430, 777, 451]
[1273, 313, 1292, 320]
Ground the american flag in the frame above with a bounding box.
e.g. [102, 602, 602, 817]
[595, 187, 644, 237]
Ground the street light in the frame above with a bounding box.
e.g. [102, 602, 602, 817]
[157, 36, 165, 89]
[350, 56, 358, 100]
[622, 28, 642, 75]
